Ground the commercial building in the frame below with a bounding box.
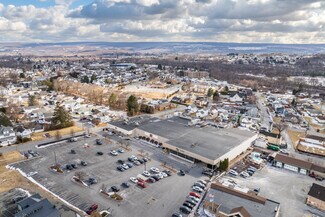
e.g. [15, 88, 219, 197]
[273, 154, 325, 176]
[198, 182, 280, 217]
[108, 116, 257, 167]
[135, 116, 257, 167]
[307, 183, 325, 211]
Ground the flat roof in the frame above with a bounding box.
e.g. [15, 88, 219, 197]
[201, 185, 279, 217]
[308, 183, 325, 201]
[138, 116, 255, 161]
[109, 116, 159, 132]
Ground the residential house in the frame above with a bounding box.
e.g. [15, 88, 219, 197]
[0, 125, 16, 146]
[15, 193, 61, 217]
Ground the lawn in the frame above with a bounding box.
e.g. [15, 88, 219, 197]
[31, 126, 83, 141]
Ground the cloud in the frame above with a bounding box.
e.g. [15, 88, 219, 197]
[0, 0, 325, 43]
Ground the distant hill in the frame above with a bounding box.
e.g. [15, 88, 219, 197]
[1, 42, 325, 55]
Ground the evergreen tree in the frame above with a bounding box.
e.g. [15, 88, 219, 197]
[108, 93, 117, 107]
[127, 95, 139, 116]
[213, 91, 219, 102]
[91, 74, 97, 83]
[28, 95, 37, 106]
[81, 76, 90, 83]
[207, 88, 214, 97]
[51, 104, 73, 129]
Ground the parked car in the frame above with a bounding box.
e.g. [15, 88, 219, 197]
[110, 150, 118, 156]
[192, 186, 203, 193]
[121, 164, 129, 170]
[121, 182, 130, 188]
[117, 148, 124, 153]
[111, 186, 120, 192]
[185, 199, 197, 206]
[179, 170, 186, 176]
[117, 166, 125, 172]
[66, 164, 73, 170]
[138, 159, 144, 164]
[161, 172, 168, 178]
[88, 177, 97, 185]
[189, 192, 201, 198]
[134, 160, 141, 166]
[117, 159, 125, 164]
[183, 202, 194, 209]
[194, 182, 205, 188]
[142, 157, 148, 162]
[150, 167, 160, 173]
[86, 204, 98, 215]
[163, 170, 172, 176]
[70, 149, 76, 154]
[151, 175, 160, 181]
[179, 206, 191, 214]
[96, 139, 103, 145]
[240, 171, 250, 178]
[137, 181, 146, 188]
[69, 138, 77, 142]
[188, 196, 200, 203]
[228, 169, 238, 176]
[143, 171, 151, 177]
[126, 163, 133, 168]
[202, 170, 213, 176]
[148, 177, 156, 183]
[97, 151, 103, 155]
[71, 163, 78, 169]
[197, 180, 207, 185]
[172, 213, 182, 217]
[130, 177, 138, 184]
[80, 161, 87, 166]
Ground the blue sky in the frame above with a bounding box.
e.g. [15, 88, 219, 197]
[0, 0, 325, 43]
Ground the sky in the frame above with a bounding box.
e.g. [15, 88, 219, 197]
[0, 0, 325, 43]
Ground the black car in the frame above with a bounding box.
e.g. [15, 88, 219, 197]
[126, 163, 133, 168]
[179, 206, 191, 214]
[179, 170, 186, 176]
[88, 178, 97, 185]
[185, 199, 197, 206]
[96, 139, 103, 145]
[183, 202, 194, 209]
[121, 182, 130, 188]
[117, 159, 125, 164]
[111, 186, 120, 192]
[71, 163, 78, 169]
[138, 159, 144, 164]
[117, 166, 125, 172]
[152, 175, 160, 181]
[128, 157, 135, 162]
[70, 149, 76, 154]
[97, 151, 103, 155]
[172, 213, 182, 217]
[142, 158, 148, 162]
[202, 171, 213, 176]
[80, 161, 87, 166]
[66, 164, 73, 170]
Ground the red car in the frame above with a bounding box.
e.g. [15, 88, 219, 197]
[189, 191, 201, 198]
[86, 204, 98, 215]
[137, 181, 146, 188]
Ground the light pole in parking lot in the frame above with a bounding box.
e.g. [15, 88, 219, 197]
[144, 162, 147, 171]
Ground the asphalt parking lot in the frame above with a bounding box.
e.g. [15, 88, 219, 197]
[10, 134, 208, 217]
[227, 165, 325, 217]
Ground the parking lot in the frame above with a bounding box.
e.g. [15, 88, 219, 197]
[227, 165, 325, 217]
[10, 133, 208, 217]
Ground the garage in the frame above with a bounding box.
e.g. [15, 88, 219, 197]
[284, 164, 298, 172]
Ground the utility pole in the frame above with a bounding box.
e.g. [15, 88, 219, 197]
[54, 151, 57, 165]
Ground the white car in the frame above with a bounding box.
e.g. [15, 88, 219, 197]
[240, 171, 250, 178]
[143, 171, 151, 177]
[197, 180, 207, 185]
[130, 155, 138, 160]
[110, 150, 118, 156]
[194, 182, 205, 188]
[130, 177, 138, 184]
[161, 172, 168, 178]
[157, 173, 164, 179]
[192, 186, 203, 193]
[228, 169, 238, 176]
[121, 164, 129, 170]
[150, 167, 160, 173]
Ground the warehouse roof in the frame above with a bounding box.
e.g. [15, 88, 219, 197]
[274, 154, 313, 170]
[138, 116, 255, 161]
[201, 183, 280, 217]
[308, 183, 325, 201]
